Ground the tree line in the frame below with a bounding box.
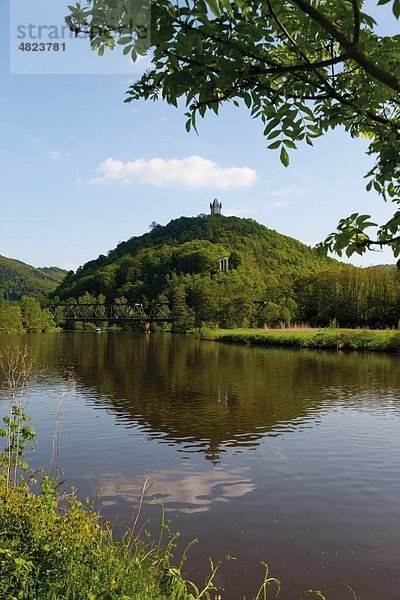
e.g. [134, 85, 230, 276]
[295, 267, 400, 328]
[53, 266, 400, 330]
[2, 267, 399, 333]
[0, 297, 57, 334]
[179, 265, 400, 329]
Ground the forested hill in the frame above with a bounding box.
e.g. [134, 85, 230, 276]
[0, 255, 67, 301]
[53, 215, 342, 324]
[37, 266, 68, 282]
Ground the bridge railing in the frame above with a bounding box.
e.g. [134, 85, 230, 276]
[49, 302, 175, 322]
[49, 301, 268, 323]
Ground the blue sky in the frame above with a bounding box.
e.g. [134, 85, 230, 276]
[0, 0, 397, 270]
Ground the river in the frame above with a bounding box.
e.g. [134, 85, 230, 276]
[0, 332, 399, 599]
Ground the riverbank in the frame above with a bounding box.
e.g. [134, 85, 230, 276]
[198, 327, 400, 352]
[1, 474, 299, 600]
[0, 476, 218, 600]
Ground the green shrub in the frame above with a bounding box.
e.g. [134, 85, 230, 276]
[0, 477, 169, 600]
[0, 474, 221, 600]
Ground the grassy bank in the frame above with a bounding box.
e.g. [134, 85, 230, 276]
[0, 475, 222, 600]
[199, 327, 400, 352]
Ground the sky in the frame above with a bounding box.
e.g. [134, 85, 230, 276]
[0, 0, 398, 271]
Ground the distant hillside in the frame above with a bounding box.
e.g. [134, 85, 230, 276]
[0, 255, 66, 302]
[53, 215, 344, 326]
[366, 264, 395, 273]
[38, 266, 68, 283]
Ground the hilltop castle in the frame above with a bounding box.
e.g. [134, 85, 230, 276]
[210, 199, 222, 215]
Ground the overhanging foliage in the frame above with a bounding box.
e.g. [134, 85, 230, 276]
[67, 0, 400, 258]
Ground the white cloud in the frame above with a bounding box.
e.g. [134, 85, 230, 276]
[270, 185, 303, 197]
[264, 200, 289, 209]
[224, 207, 255, 216]
[49, 150, 70, 161]
[89, 156, 257, 190]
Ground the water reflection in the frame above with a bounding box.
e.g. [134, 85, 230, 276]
[91, 465, 256, 513]
[2, 332, 400, 459]
[56, 333, 400, 461]
[1, 333, 400, 599]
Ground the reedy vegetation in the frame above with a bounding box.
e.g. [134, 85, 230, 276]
[199, 327, 400, 352]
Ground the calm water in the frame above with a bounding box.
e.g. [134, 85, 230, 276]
[0, 332, 400, 599]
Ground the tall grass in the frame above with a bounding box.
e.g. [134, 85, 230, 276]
[0, 476, 170, 600]
[0, 346, 36, 488]
[200, 328, 400, 352]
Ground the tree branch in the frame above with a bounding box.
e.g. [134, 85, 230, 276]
[177, 17, 345, 76]
[357, 236, 400, 248]
[351, 0, 361, 45]
[290, 0, 400, 92]
[265, 0, 393, 128]
[165, 45, 394, 128]
[251, 54, 347, 75]
[168, 50, 219, 73]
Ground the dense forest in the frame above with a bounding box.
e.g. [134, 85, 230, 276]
[37, 266, 68, 283]
[51, 215, 400, 329]
[0, 296, 57, 333]
[53, 215, 340, 328]
[55, 216, 339, 304]
[296, 267, 400, 328]
[0, 255, 67, 301]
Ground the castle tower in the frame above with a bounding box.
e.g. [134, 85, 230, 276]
[210, 198, 222, 215]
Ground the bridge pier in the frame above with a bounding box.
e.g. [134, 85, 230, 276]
[143, 322, 152, 333]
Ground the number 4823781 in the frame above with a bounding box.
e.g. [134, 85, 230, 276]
[18, 42, 66, 52]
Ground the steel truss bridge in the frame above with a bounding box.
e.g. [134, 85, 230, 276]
[49, 303, 176, 323]
[49, 301, 270, 324]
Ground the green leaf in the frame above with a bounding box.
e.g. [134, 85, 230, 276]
[307, 125, 321, 135]
[123, 44, 133, 55]
[263, 118, 280, 136]
[22, 426, 36, 438]
[205, 0, 221, 16]
[280, 146, 289, 167]
[117, 36, 133, 45]
[268, 140, 281, 149]
[267, 129, 281, 140]
[219, 0, 234, 16]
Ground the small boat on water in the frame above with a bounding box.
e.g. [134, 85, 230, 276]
[95, 327, 102, 333]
